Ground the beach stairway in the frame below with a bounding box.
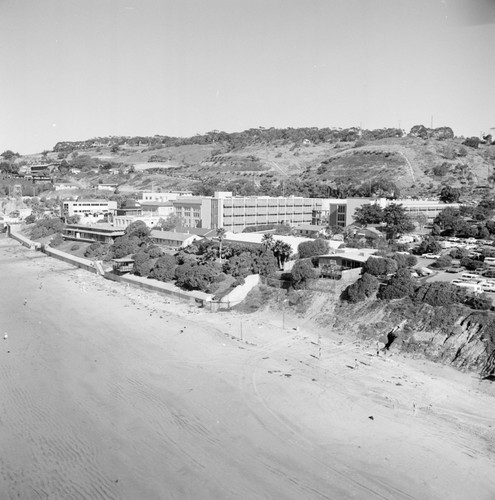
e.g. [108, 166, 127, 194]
[94, 260, 105, 276]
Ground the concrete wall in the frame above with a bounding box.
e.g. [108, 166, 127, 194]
[7, 225, 41, 250]
[106, 272, 212, 305]
[43, 246, 99, 275]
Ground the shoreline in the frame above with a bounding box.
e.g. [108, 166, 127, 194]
[1, 235, 495, 499]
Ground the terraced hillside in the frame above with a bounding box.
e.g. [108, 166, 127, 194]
[36, 127, 495, 199]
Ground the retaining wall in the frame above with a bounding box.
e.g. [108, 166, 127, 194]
[105, 272, 212, 305]
[7, 225, 41, 250]
[43, 246, 99, 275]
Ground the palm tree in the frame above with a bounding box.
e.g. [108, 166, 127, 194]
[261, 233, 274, 251]
[216, 227, 226, 264]
[273, 239, 292, 269]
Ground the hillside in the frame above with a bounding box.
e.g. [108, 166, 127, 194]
[15, 126, 495, 199]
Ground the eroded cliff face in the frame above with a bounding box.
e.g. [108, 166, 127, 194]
[324, 298, 495, 374]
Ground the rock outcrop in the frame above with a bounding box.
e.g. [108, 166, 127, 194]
[329, 298, 495, 374]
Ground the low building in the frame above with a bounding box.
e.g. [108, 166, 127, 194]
[223, 232, 342, 256]
[139, 201, 175, 217]
[150, 229, 203, 249]
[63, 223, 125, 244]
[96, 183, 118, 192]
[292, 224, 328, 238]
[141, 191, 193, 202]
[113, 214, 168, 229]
[318, 248, 377, 271]
[53, 183, 79, 191]
[112, 257, 135, 274]
[174, 226, 217, 238]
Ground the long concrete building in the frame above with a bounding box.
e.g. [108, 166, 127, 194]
[172, 191, 323, 232]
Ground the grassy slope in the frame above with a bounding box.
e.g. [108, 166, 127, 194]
[38, 136, 495, 198]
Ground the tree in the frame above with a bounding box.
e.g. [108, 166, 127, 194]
[291, 260, 318, 289]
[298, 238, 329, 259]
[416, 237, 441, 255]
[382, 204, 414, 239]
[353, 204, 384, 226]
[439, 186, 461, 203]
[253, 251, 278, 276]
[362, 256, 398, 276]
[378, 269, 416, 300]
[429, 254, 452, 268]
[149, 255, 177, 282]
[1, 150, 18, 161]
[433, 207, 463, 235]
[462, 137, 480, 149]
[223, 252, 255, 278]
[155, 214, 186, 231]
[133, 250, 153, 276]
[175, 262, 219, 292]
[261, 233, 274, 251]
[216, 227, 227, 264]
[344, 273, 379, 303]
[125, 220, 150, 240]
[273, 240, 292, 269]
[111, 235, 141, 258]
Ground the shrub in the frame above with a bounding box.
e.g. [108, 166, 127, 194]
[50, 233, 64, 247]
[416, 238, 441, 255]
[85, 242, 111, 260]
[344, 273, 379, 303]
[298, 238, 330, 259]
[175, 262, 219, 291]
[291, 259, 318, 289]
[378, 269, 416, 300]
[450, 247, 469, 259]
[460, 257, 484, 271]
[467, 294, 492, 310]
[362, 256, 398, 276]
[70, 244, 80, 251]
[133, 250, 153, 276]
[429, 254, 452, 269]
[149, 254, 176, 282]
[30, 217, 64, 240]
[406, 255, 418, 267]
[414, 282, 466, 306]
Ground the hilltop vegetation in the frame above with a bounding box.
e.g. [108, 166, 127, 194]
[2, 125, 495, 200]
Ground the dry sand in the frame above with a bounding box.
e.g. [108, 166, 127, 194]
[1, 234, 495, 500]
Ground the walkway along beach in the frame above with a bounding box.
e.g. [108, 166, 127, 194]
[1, 234, 495, 499]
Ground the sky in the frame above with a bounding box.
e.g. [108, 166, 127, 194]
[1, 0, 494, 154]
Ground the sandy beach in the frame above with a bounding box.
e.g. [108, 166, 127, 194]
[1, 233, 495, 500]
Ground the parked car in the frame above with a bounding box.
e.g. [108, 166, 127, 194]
[481, 283, 495, 293]
[482, 269, 495, 278]
[423, 253, 440, 259]
[446, 267, 461, 273]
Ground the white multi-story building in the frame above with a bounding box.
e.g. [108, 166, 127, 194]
[172, 191, 323, 232]
[62, 199, 117, 218]
[140, 191, 193, 202]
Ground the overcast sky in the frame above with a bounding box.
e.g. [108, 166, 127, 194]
[1, 0, 494, 154]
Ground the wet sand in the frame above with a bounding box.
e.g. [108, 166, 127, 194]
[1, 234, 495, 499]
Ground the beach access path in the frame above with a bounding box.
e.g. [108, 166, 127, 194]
[1, 234, 495, 499]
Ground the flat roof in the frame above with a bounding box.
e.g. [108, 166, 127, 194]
[151, 230, 201, 241]
[319, 248, 377, 263]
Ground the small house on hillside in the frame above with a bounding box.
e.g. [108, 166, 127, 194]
[318, 248, 377, 278]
